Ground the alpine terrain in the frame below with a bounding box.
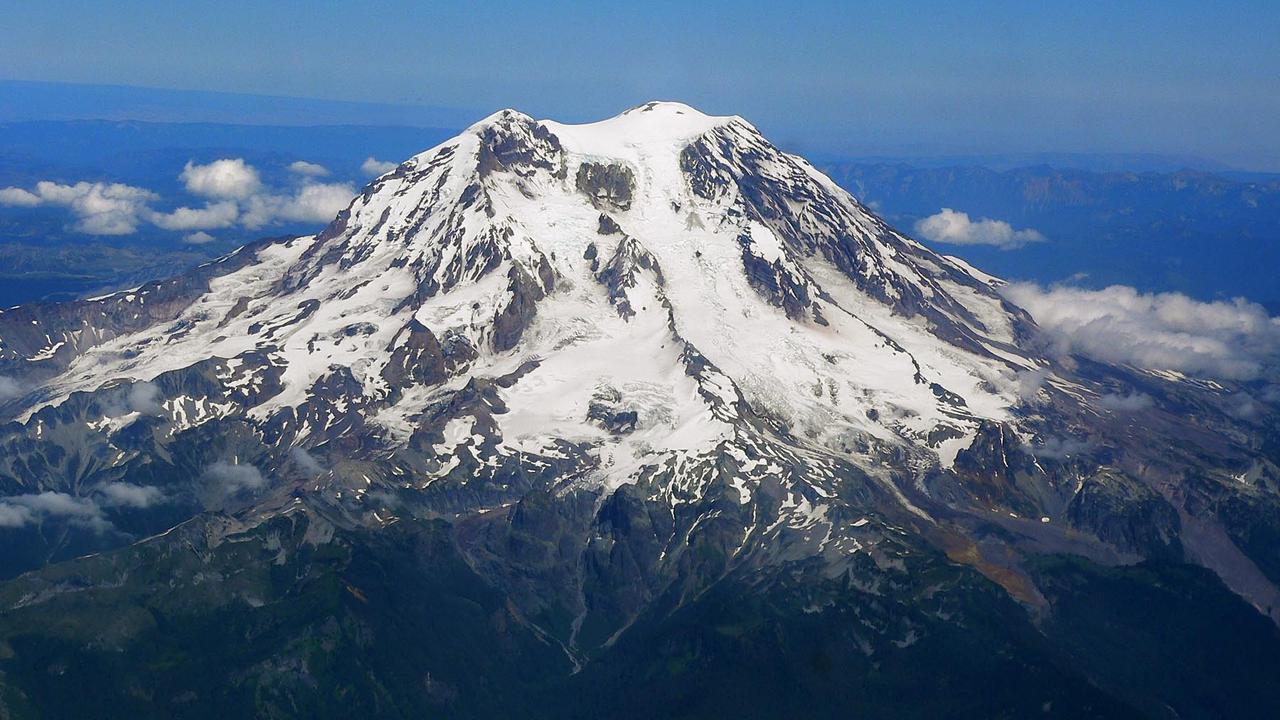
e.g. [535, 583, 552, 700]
[0, 102, 1278, 718]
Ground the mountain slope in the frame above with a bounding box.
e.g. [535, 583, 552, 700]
[0, 102, 1278, 717]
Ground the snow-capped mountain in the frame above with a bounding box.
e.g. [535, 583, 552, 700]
[15, 102, 1034, 463]
[0, 102, 1277, 717]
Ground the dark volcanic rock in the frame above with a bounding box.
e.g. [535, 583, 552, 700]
[1067, 469, 1183, 559]
[576, 162, 635, 210]
[382, 319, 448, 389]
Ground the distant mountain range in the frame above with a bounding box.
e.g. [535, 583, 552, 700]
[820, 152, 1241, 174]
[822, 162, 1280, 311]
[0, 79, 478, 128]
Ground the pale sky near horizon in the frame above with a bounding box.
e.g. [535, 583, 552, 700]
[3, 1, 1279, 168]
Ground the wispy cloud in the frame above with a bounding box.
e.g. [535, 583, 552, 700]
[127, 381, 164, 415]
[1096, 392, 1154, 411]
[0, 491, 112, 533]
[1014, 368, 1049, 403]
[1033, 437, 1094, 459]
[915, 208, 1045, 250]
[289, 447, 324, 475]
[96, 482, 166, 509]
[1003, 282, 1280, 380]
[0, 482, 166, 531]
[201, 461, 267, 502]
[0, 375, 20, 402]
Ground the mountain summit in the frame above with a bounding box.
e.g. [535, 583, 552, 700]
[0, 103, 1278, 717]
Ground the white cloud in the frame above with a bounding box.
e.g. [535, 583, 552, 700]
[1014, 369, 1049, 403]
[361, 157, 398, 176]
[1003, 283, 1280, 381]
[26, 181, 159, 235]
[202, 461, 266, 497]
[915, 208, 1045, 250]
[0, 491, 111, 532]
[238, 197, 276, 230]
[0, 504, 33, 528]
[289, 447, 324, 475]
[0, 187, 42, 207]
[127, 382, 163, 415]
[181, 158, 262, 200]
[0, 375, 20, 402]
[277, 182, 353, 222]
[1033, 437, 1093, 459]
[288, 160, 330, 177]
[148, 200, 238, 231]
[1096, 392, 1154, 412]
[241, 182, 353, 228]
[96, 482, 165, 508]
[2, 158, 354, 237]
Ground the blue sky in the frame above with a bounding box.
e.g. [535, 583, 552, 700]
[3, 1, 1279, 168]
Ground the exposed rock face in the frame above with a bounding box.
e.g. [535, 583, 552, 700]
[738, 232, 813, 320]
[596, 212, 622, 236]
[477, 111, 566, 179]
[1068, 468, 1183, 559]
[381, 319, 448, 388]
[0, 102, 1277, 717]
[587, 386, 639, 434]
[594, 234, 664, 319]
[576, 162, 635, 210]
[492, 260, 553, 351]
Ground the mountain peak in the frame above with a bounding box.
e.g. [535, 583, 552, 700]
[465, 107, 538, 132]
[544, 101, 742, 156]
[623, 100, 711, 116]
[462, 102, 738, 152]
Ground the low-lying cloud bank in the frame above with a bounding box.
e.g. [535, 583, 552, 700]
[0, 482, 168, 533]
[0, 181, 159, 235]
[0, 491, 112, 532]
[0, 158, 354, 239]
[240, 182, 356, 229]
[1003, 282, 1280, 381]
[915, 208, 1045, 250]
